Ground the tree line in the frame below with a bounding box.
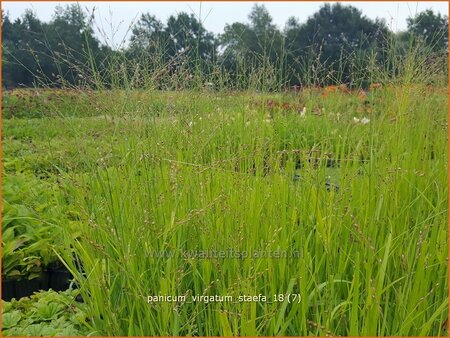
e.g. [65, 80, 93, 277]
[2, 3, 448, 89]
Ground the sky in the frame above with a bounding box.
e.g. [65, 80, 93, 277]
[3, 1, 449, 48]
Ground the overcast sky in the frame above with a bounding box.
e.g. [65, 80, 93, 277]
[3, 1, 448, 48]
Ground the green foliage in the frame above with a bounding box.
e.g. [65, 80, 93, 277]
[17, 85, 440, 336]
[219, 4, 286, 90]
[2, 85, 448, 335]
[284, 3, 388, 86]
[1, 289, 91, 336]
[129, 14, 167, 56]
[130, 12, 215, 61]
[1, 5, 106, 88]
[407, 9, 448, 52]
[1, 172, 79, 280]
[3, 5, 447, 90]
[126, 11, 216, 89]
[221, 4, 284, 64]
[1, 88, 106, 119]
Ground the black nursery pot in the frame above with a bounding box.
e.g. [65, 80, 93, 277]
[1, 272, 49, 301]
[48, 268, 73, 291]
[1, 265, 76, 301]
[46, 261, 76, 291]
[2, 279, 16, 301]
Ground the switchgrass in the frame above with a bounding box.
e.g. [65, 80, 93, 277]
[46, 85, 448, 336]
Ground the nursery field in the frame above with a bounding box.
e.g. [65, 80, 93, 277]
[1, 85, 448, 336]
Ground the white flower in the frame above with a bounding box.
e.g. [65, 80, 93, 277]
[300, 107, 306, 117]
[188, 121, 194, 127]
[353, 117, 370, 124]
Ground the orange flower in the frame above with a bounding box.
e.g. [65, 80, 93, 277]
[370, 83, 382, 90]
[357, 89, 368, 100]
[325, 85, 338, 92]
[338, 84, 351, 94]
[281, 102, 291, 110]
